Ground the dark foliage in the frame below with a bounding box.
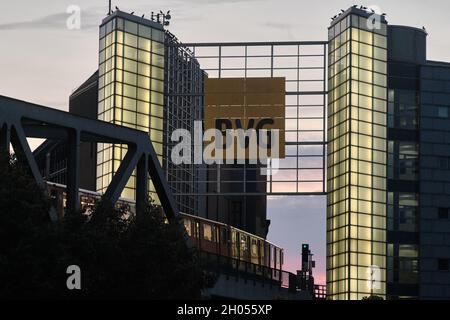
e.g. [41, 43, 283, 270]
[0, 153, 215, 299]
[361, 295, 384, 300]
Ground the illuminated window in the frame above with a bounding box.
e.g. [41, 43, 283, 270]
[327, 12, 387, 300]
[96, 17, 165, 202]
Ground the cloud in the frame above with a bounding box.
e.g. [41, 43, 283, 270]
[262, 21, 298, 40]
[263, 22, 295, 30]
[0, 7, 104, 31]
[170, 0, 264, 4]
[0, 12, 66, 30]
[0, 0, 263, 31]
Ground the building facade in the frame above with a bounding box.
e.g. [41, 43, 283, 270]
[96, 11, 166, 203]
[164, 31, 205, 215]
[327, 7, 388, 300]
[32, 5, 450, 300]
[418, 62, 450, 299]
[386, 25, 424, 299]
[328, 6, 450, 300]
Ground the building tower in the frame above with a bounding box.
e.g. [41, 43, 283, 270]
[327, 7, 388, 299]
[96, 11, 165, 203]
[386, 25, 426, 299]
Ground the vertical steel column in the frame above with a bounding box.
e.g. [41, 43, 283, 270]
[104, 144, 140, 203]
[67, 129, 80, 213]
[147, 151, 180, 224]
[136, 154, 149, 215]
[0, 123, 11, 154]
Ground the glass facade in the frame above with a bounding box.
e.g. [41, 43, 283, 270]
[164, 33, 205, 215]
[178, 42, 327, 196]
[96, 15, 165, 203]
[327, 12, 388, 300]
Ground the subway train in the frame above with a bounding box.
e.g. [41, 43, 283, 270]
[45, 182, 284, 273]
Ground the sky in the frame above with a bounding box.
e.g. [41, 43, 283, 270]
[1, 0, 450, 286]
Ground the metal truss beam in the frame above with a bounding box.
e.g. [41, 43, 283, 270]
[0, 95, 180, 224]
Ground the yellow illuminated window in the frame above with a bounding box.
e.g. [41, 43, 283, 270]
[359, 30, 373, 45]
[152, 66, 164, 80]
[123, 84, 136, 99]
[123, 110, 136, 124]
[122, 71, 135, 86]
[151, 116, 163, 130]
[151, 92, 164, 105]
[151, 104, 163, 118]
[137, 88, 150, 102]
[138, 75, 150, 89]
[152, 54, 164, 67]
[137, 101, 149, 114]
[124, 46, 137, 59]
[138, 50, 151, 64]
[137, 115, 149, 127]
[138, 38, 151, 51]
[124, 33, 137, 47]
[124, 59, 137, 73]
[150, 130, 163, 142]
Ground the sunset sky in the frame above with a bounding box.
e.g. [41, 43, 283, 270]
[2, 0, 450, 285]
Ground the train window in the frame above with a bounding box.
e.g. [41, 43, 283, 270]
[251, 239, 258, 255]
[264, 243, 269, 266]
[231, 231, 238, 259]
[220, 227, 228, 243]
[251, 239, 259, 265]
[258, 241, 263, 265]
[270, 246, 275, 269]
[194, 222, 200, 238]
[275, 248, 281, 269]
[183, 219, 192, 236]
[212, 226, 218, 243]
[203, 223, 213, 241]
[240, 234, 249, 261]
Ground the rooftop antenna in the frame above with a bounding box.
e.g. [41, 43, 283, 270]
[150, 10, 172, 27]
[108, 0, 112, 15]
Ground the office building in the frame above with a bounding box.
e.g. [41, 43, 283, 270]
[327, 7, 388, 300]
[387, 25, 450, 299]
[96, 11, 166, 203]
[32, 5, 450, 300]
[34, 11, 204, 215]
[328, 6, 450, 300]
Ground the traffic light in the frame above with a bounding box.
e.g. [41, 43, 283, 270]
[302, 243, 309, 271]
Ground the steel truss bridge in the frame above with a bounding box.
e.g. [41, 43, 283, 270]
[0, 95, 179, 223]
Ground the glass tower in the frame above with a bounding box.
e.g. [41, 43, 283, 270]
[327, 8, 388, 300]
[96, 11, 165, 203]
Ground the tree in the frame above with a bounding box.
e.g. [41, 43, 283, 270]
[0, 152, 215, 299]
[362, 295, 384, 300]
